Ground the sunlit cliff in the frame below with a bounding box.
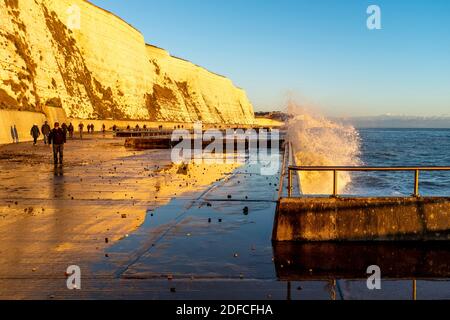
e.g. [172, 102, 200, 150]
[0, 0, 255, 124]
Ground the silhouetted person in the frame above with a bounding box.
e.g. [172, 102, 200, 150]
[41, 121, 51, 145]
[78, 122, 84, 139]
[68, 123, 74, 139]
[126, 125, 131, 130]
[61, 123, 68, 137]
[48, 122, 66, 166]
[30, 124, 40, 145]
[135, 124, 140, 131]
[112, 124, 117, 132]
[10, 126, 15, 143]
[102, 123, 106, 136]
[13, 125, 19, 143]
[90, 123, 95, 133]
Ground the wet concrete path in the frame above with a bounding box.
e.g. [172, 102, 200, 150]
[0, 134, 293, 299]
[102, 161, 280, 281]
[1, 135, 449, 300]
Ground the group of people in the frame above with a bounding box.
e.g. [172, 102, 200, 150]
[126, 124, 149, 131]
[30, 121, 104, 165]
[77, 123, 107, 139]
[86, 123, 95, 133]
[30, 122, 109, 165]
[30, 121, 67, 165]
[30, 121, 74, 146]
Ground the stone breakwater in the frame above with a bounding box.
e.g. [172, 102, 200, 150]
[0, 0, 255, 124]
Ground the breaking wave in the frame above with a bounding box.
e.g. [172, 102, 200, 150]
[286, 101, 362, 194]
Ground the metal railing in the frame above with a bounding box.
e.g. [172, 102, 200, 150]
[277, 143, 289, 200]
[287, 166, 450, 197]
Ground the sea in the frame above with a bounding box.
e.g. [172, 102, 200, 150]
[350, 128, 450, 196]
[287, 126, 450, 299]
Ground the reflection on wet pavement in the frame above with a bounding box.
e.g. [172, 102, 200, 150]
[0, 135, 239, 298]
[101, 165, 280, 281]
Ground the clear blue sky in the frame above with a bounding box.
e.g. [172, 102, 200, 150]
[90, 0, 450, 116]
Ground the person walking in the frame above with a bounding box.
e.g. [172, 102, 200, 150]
[30, 124, 40, 145]
[61, 123, 68, 137]
[102, 123, 106, 136]
[41, 121, 51, 145]
[48, 122, 66, 166]
[68, 123, 74, 139]
[90, 123, 95, 133]
[78, 122, 84, 139]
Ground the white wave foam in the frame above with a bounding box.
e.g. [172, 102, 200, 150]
[287, 101, 362, 195]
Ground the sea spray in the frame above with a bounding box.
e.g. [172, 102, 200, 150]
[286, 102, 362, 194]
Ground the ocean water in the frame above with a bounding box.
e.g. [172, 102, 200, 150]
[286, 127, 450, 299]
[349, 128, 450, 196]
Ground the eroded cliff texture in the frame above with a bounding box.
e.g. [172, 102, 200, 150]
[0, 0, 255, 124]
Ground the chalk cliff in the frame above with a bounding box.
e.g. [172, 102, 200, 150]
[0, 0, 255, 124]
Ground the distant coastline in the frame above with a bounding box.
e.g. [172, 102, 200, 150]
[255, 111, 450, 128]
[336, 116, 450, 129]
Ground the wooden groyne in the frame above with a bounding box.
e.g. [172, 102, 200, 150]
[123, 130, 285, 150]
[125, 137, 284, 150]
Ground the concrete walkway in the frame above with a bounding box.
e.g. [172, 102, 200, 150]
[0, 134, 290, 299]
[1, 135, 449, 300]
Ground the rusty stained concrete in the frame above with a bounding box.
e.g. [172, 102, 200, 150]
[273, 241, 450, 281]
[274, 197, 450, 241]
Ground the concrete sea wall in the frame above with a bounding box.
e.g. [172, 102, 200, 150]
[0, 109, 46, 144]
[273, 197, 450, 241]
[273, 242, 450, 279]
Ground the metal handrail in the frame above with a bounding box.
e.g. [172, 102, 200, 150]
[287, 166, 450, 197]
[277, 142, 289, 200]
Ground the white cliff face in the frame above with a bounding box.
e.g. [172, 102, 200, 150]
[145, 45, 255, 123]
[0, 0, 255, 124]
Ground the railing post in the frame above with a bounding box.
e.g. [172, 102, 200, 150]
[288, 168, 292, 197]
[330, 279, 337, 300]
[287, 281, 291, 301]
[333, 170, 338, 197]
[414, 170, 420, 197]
